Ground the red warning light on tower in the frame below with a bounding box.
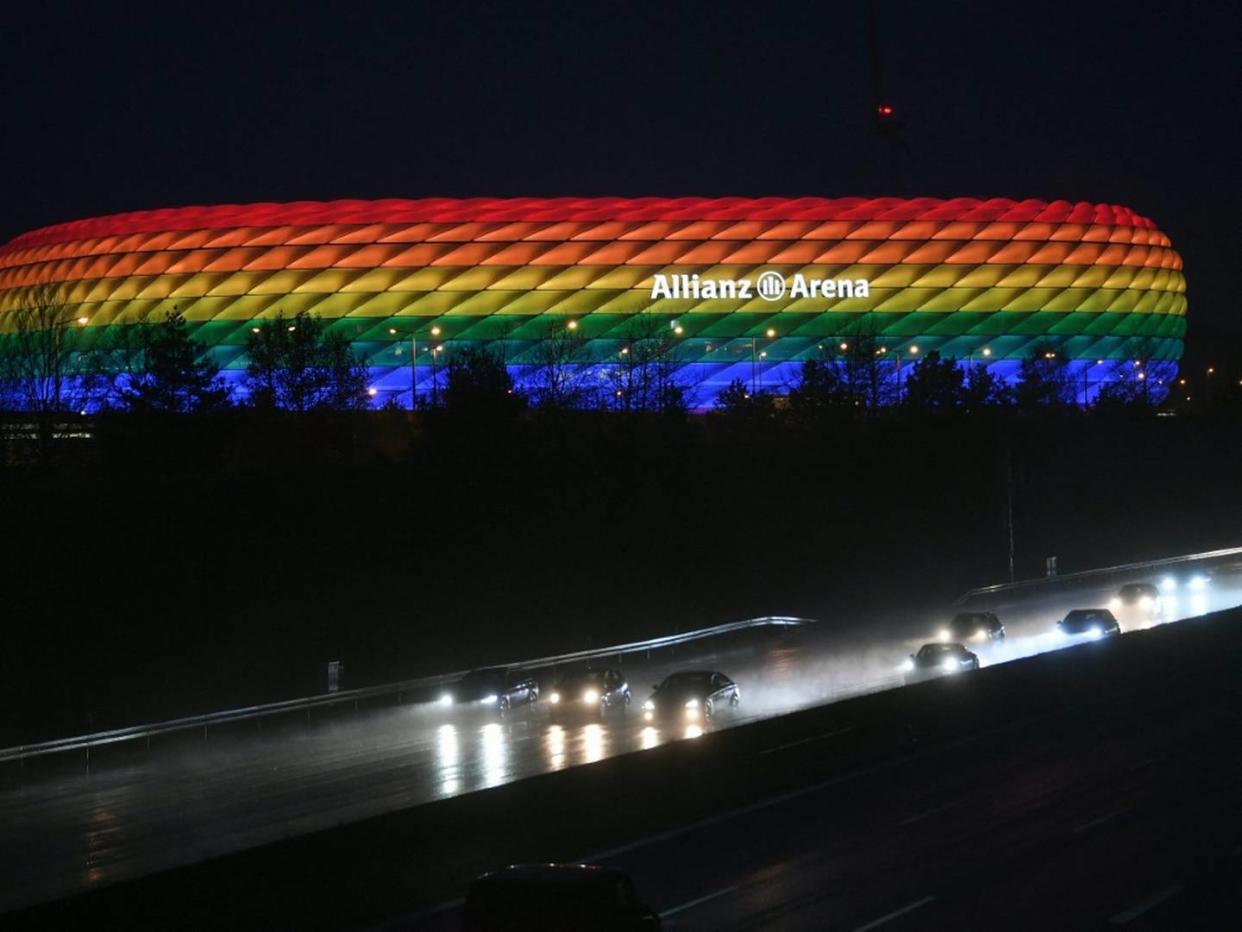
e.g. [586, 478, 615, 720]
[877, 104, 895, 117]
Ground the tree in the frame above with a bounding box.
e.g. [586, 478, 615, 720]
[244, 312, 370, 411]
[117, 311, 230, 413]
[963, 362, 1012, 410]
[525, 319, 594, 411]
[0, 285, 101, 466]
[608, 317, 688, 416]
[903, 350, 965, 411]
[1015, 344, 1075, 409]
[714, 377, 778, 424]
[441, 346, 525, 420]
[837, 317, 898, 410]
[787, 357, 847, 422]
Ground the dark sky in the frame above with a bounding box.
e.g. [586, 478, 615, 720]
[4, 1, 1238, 332]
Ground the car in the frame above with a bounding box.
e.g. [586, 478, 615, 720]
[1158, 571, 1211, 594]
[938, 611, 1005, 643]
[462, 864, 661, 931]
[547, 668, 631, 718]
[901, 642, 980, 683]
[642, 671, 739, 722]
[439, 667, 539, 714]
[1055, 608, 1121, 640]
[1109, 582, 1163, 621]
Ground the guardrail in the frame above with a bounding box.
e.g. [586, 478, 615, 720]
[0, 615, 809, 767]
[955, 544, 1242, 606]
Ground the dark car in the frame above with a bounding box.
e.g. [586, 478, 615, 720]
[462, 864, 660, 932]
[940, 611, 1005, 643]
[1109, 583, 1163, 621]
[1056, 608, 1121, 639]
[440, 667, 539, 714]
[902, 642, 980, 684]
[547, 669, 631, 717]
[642, 671, 739, 722]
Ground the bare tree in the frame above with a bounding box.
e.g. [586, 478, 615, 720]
[836, 315, 898, 410]
[608, 315, 687, 414]
[0, 285, 102, 465]
[525, 318, 594, 410]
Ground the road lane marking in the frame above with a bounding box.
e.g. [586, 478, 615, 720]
[850, 895, 937, 931]
[660, 884, 739, 917]
[583, 694, 1129, 867]
[897, 798, 964, 826]
[1072, 807, 1131, 835]
[760, 726, 855, 755]
[1108, 883, 1185, 924]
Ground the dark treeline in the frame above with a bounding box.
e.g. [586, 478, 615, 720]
[2, 309, 1241, 745]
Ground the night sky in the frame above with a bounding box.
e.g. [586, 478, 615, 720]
[4, 1, 1238, 333]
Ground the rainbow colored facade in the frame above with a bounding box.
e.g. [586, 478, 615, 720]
[0, 197, 1186, 405]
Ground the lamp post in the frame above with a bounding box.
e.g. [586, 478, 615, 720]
[751, 327, 777, 395]
[389, 323, 441, 409]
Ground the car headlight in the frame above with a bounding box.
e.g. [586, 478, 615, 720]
[1054, 627, 1067, 639]
[900, 659, 914, 672]
[643, 699, 655, 712]
[439, 693, 453, 706]
[684, 699, 699, 709]
[1086, 626, 1102, 639]
[1109, 597, 1121, 610]
[1190, 575, 1208, 591]
[940, 659, 958, 673]
[548, 691, 560, 704]
[936, 628, 950, 642]
[1160, 576, 1177, 592]
[972, 629, 986, 642]
[1139, 596, 1153, 609]
[582, 689, 599, 704]
[482, 694, 498, 705]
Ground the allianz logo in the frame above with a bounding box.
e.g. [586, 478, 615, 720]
[650, 270, 872, 302]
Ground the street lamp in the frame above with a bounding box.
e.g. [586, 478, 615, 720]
[389, 323, 442, 408]
[750, 329, 778, 394]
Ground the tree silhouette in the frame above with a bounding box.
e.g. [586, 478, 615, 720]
[244, 312, 369, 411]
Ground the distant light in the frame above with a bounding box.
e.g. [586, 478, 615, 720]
[287, 325, 296, 332]
[431, 326, 442, 336]
[77, 316, 89, 326]
[766, 328, 776, 338]
[909, 345, 919, 355]
[877, 104, 895, 117]
[1207, 367, 1215, 375]
[1133, 360, 1141, 367]
[619, 347, 629, 355]
[1178, 379, 1186, 385]
[1097, 359, 1104, 365]
[759, 351, 767, 359]
[840, 342, 849, 351]
[982, 347, 992, 357]
[1138, 372, 1146, 380]
[251, 327, 260, 333]
[567, 320, 578, 330]
[1044, 351, 1056, 359]
[389, 327, 397, 335]
[367, 388, 378, 397]
[674, 325, 684, 335]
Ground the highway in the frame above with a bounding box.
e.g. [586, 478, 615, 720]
[3, 549, 1242, 924]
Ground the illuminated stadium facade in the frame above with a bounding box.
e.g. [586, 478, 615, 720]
[0, 197, 1186, 406]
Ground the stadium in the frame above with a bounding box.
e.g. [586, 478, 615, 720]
[0, 197, 1186, 407]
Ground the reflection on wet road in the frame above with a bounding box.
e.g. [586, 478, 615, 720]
[2, 554, 1241, 916]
